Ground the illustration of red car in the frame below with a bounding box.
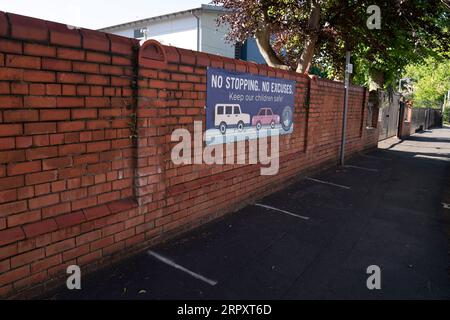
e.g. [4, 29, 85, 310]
[252, 107, 280, 130]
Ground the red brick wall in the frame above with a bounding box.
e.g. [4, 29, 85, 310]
[0, 13, 378, 298]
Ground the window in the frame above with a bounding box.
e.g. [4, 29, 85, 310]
[217, 106, 224, 115]
[259, 109, 266, 116]
[234, 106, 240, 114]
[226, 106, 233, 115]
[266, 109, 273, 115]
[134, 28, 145, 38]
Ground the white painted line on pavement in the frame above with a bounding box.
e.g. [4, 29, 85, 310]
[254, 203, 310, 220]
[147, 250, 218, 286]
[305, 177, 351, 190]
[414, 155, 450, 162]
[344, 165, 379, 172]
[442, 203, 450, 210]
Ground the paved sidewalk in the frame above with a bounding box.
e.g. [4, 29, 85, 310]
[48, 127, 450, 300]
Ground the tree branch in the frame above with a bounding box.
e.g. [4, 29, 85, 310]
[255, 25, 291, 70]
[296, 0, 320, 73]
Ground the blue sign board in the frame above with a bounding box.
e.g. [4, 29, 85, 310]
[205, 68, 296, 145]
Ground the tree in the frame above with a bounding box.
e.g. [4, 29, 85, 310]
[213, 0, 450, 89]
[403, 56, 450, 108]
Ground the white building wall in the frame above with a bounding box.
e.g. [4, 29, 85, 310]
[200, 12, 234, 58]
[146, 15, 197, 50]
[106, 10, 234, 57]
[108, 15, 198, 51]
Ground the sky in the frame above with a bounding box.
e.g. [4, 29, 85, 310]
[0, 0, 210, 30]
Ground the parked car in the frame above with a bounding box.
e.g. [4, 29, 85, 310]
[214, 104, 251, 134]
[252, 107, 280, 130]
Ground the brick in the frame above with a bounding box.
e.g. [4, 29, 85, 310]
[0, 176, 24, 191]
[42, 157, 72, 170]
[0, 67, 23, 81]
[23, 219, 57, 238]
[0, 200, 27, 217]
[83, 204, 111, 221]
[31, 136, 48, 149]
[24, 43, 56, 57]
[45, 84, 61, 95]
[15, 136, 32, 148]
[0, 227, 25, 246]
[57, 48, 85, 61]
[0, 96, 23, 108]
[28, 194, 59, 211]
[0, 124, 22, 137]
[0, 149, 25, 164]
[8, 13, 48, 41]
[57, 72, 85, 84]
[73, 62, 99, 74]
[26, 170, 57, 186]
[48, 21, 81, 47]
[0, 189, 17, 204]
[0, 259, 10, 273]
[108, 34, 136, 56]
[24, 96, 57, 108]
[55, 210, 86, 228]
[7, 210, 41, 227]
[31, 254, 62, 273]
[4, 110, 39, 123]
[11, 248, 45, 268]
[42, 202, 71, 218]
[25, 122, 56, 135]
[39, 109, 70, 121]
[7, 161, 41, 176]
[0, 39, 22, 54]
[62, 85, 76, 96]
[26, 146, 58, 160]
[86, 75, 109, 85]
[9, 83, 27, 95]
[77, 249, 102, 265]
[23, 70, 55, 83]
[6, 54, 41, 69]
[71, 109, 97, 119]
[29, 83, 46, 95]
[45, 238, 75, 256]
[81, 29, 110, 51]
[57, 121, 85, 133]
[42, 58, 71, 71]
[75, 230, 102, 246]
[62, 244, 89, 261]
[86, 52, 111, 64]
[85, 97, 110, 108]
[86, 141, 110, 153]
[0, 81, 9, 94]
[58, 143, 85, 156]
[0, 137, 15, 150]
[100, 65, 122, 75]
[0, 265, 29, 285]
[0, 11, 7, 36]
[56, 97, 84, 107]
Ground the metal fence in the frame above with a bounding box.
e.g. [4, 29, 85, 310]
[410, 107, 442, 132]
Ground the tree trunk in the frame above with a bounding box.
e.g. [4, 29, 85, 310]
[255, 26, 291, 71]
[296, 0, 320, 74]
[369, 69, 385, 91]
